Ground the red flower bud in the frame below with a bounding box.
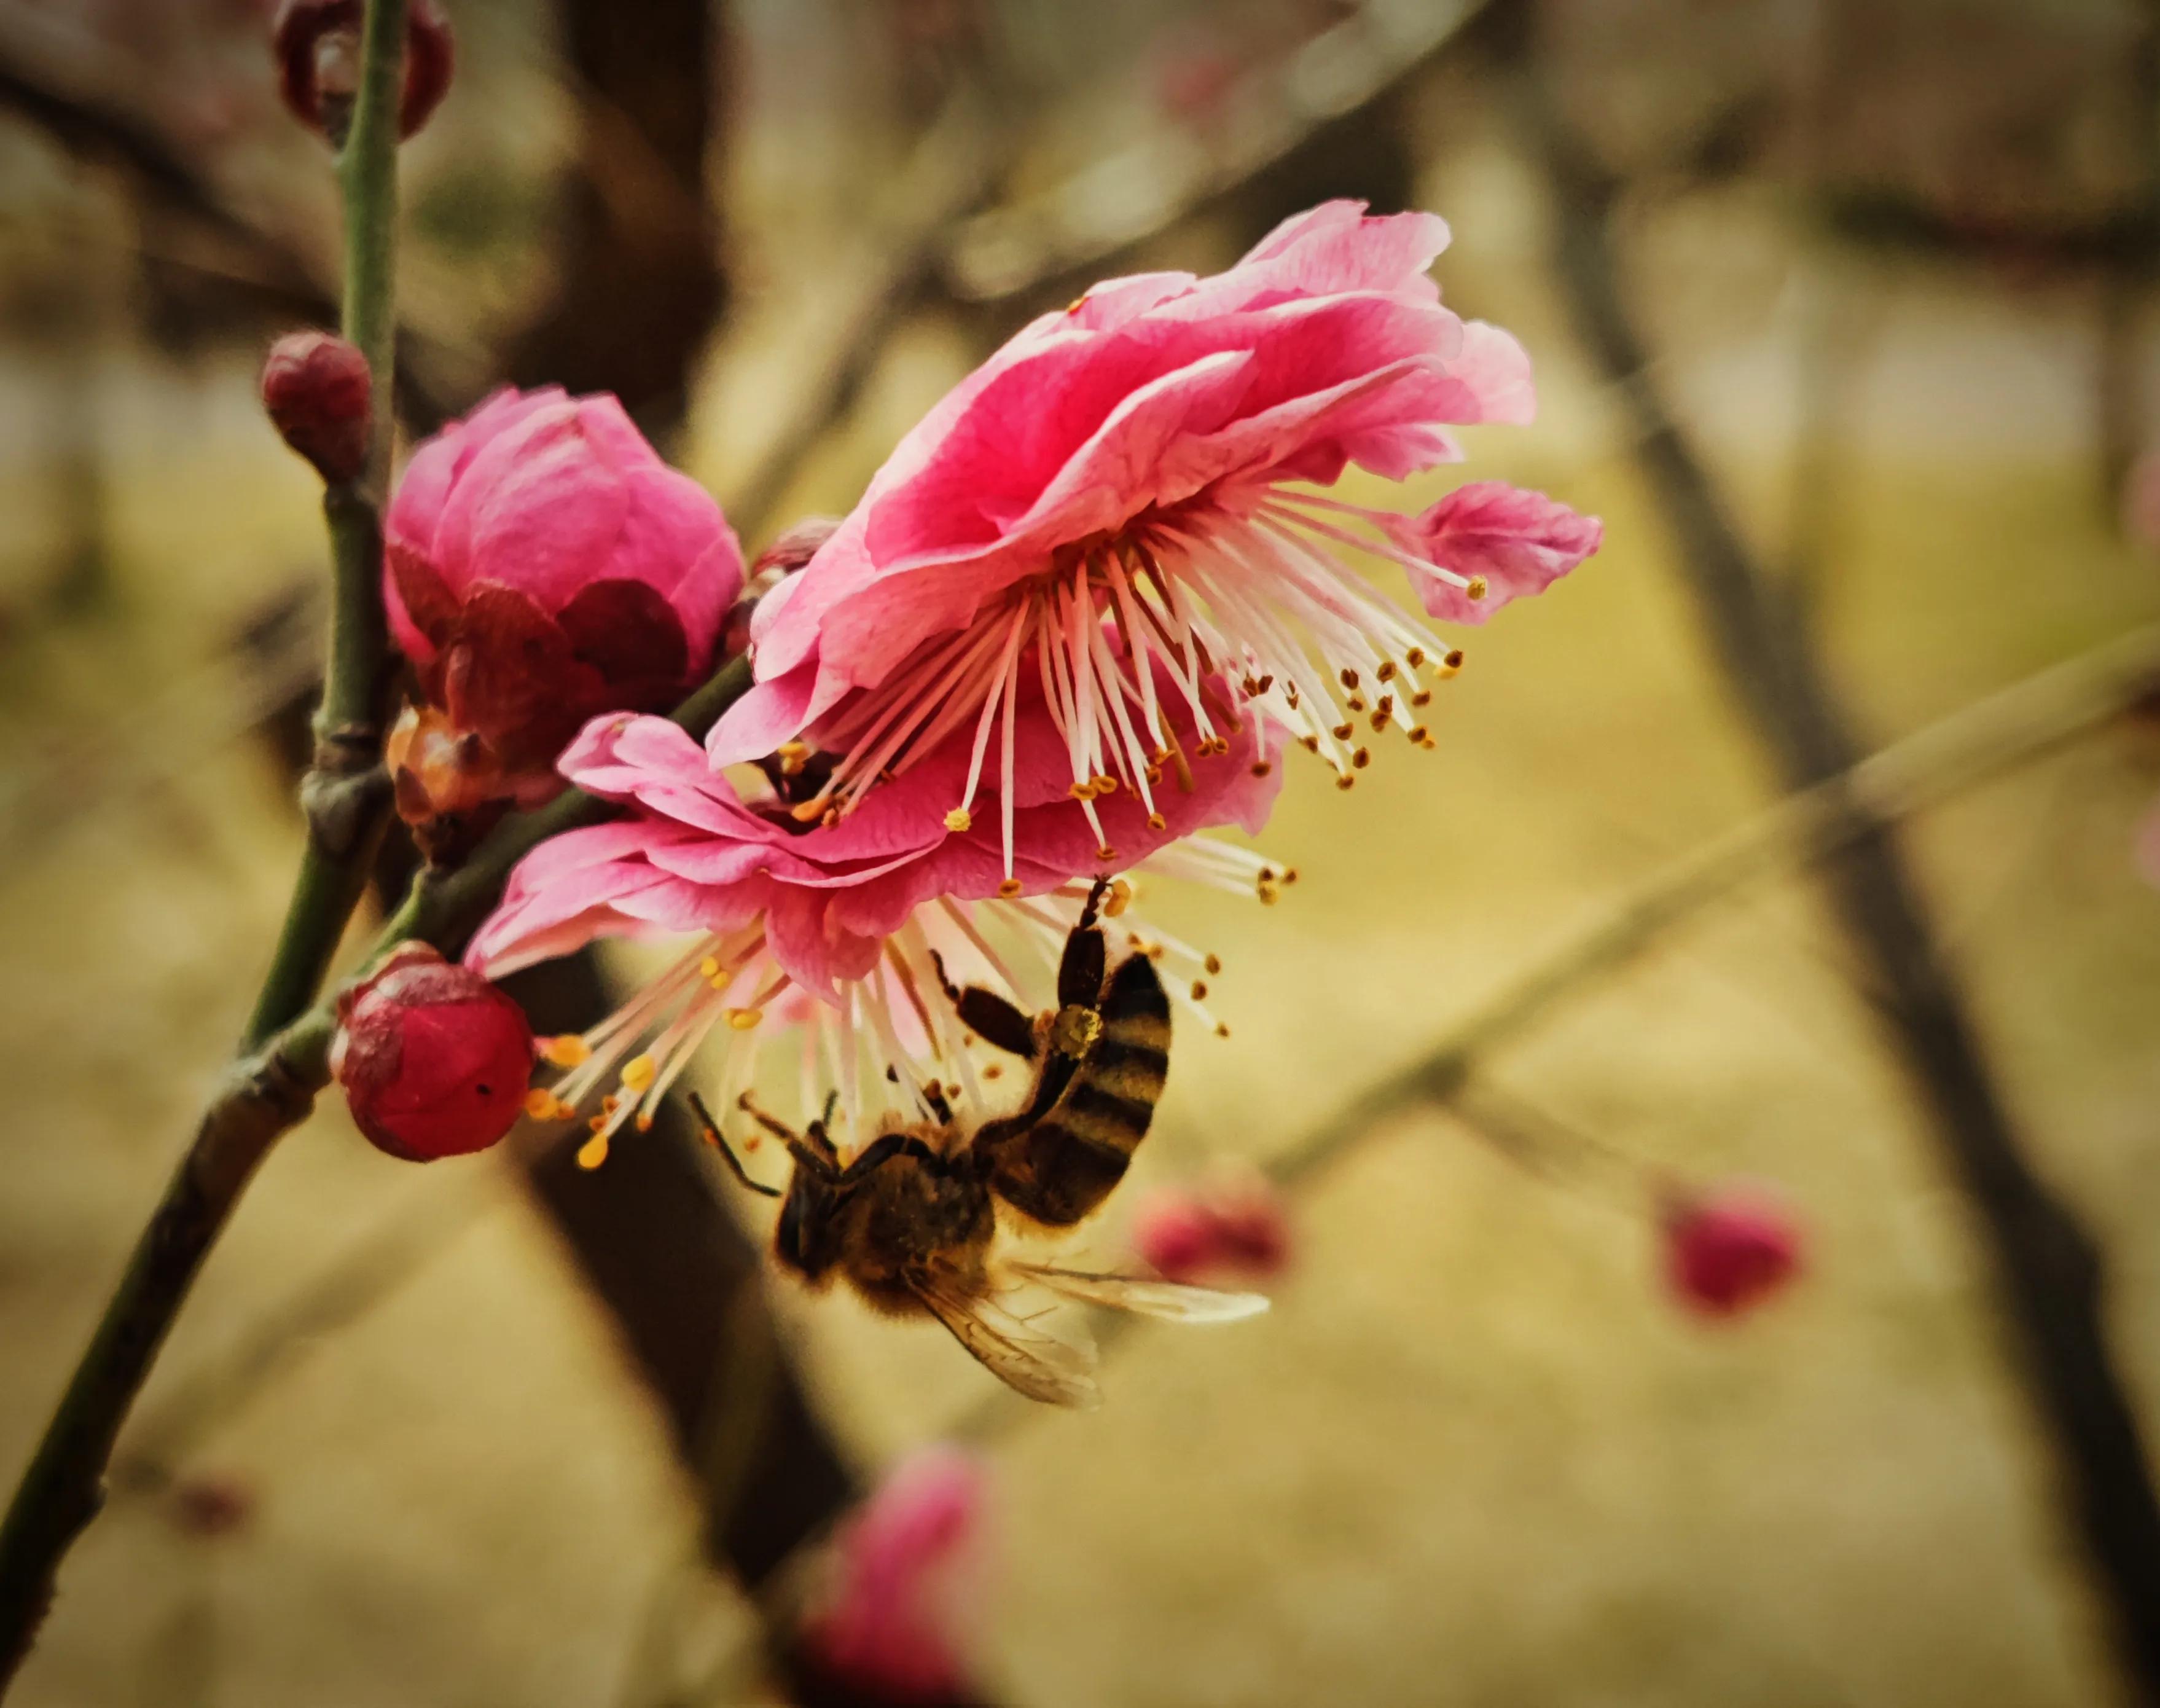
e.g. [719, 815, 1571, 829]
[1663, 1185, 1804, 1319]
[333, 944, 533, 1162]
[261, 331, 371, 485]
[273, 0, 455, 145]
[1132, 1178, 1291, 1286]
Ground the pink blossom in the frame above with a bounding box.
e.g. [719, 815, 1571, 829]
[1663, 1185, 1805, 1319]
[382, 386, 743, 837]
[471, 677, 1282, 1158]
[800, 1445, 992, 1704]
[1132, 1177, 1291, 1285]
[1383, 479, 1602, 624]
[711, 200, 1597, 877]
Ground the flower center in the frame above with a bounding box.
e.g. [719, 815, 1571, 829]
[791, 480, 1473, 879]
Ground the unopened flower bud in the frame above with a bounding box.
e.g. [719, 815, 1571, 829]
[727, 517, 840, 659]
[1132, 1177, 1291, 1286]
[261, 331, 370, 485]
[333, 943, 533, 1162]
[1662, 1185, 1804, 1319]
[383, 386, 744, 835]
[273, 0, 455, 146]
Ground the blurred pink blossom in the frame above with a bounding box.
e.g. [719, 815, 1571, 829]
[711, 200, 1598, 879]
[800, 1445, 993, 1704]
[1132, 1177, 1292, 1285]
[1663, 1185, 1805, 1320]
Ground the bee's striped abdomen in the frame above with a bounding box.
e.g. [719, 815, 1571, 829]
[990, 954, 1170, 1226]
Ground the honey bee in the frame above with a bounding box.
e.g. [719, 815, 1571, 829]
[690, 881, 1266, 1406]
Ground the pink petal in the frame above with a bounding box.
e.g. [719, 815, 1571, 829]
[1393, 480, 1602, 624]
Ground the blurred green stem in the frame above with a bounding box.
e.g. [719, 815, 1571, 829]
[0, 2, 414, 1688]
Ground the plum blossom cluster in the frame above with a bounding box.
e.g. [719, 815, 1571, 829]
[348, 200, 1603, 1183]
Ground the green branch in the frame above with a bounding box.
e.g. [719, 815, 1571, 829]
[0, 1, 417, 1686]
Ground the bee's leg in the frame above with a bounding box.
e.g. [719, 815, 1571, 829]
[737, 1090, 837, 1179]
[686, 1094, 783, 1197]
[1055, 879, 1113, 1017]
[929, 949, 1040, 1060]
[836, 1130, 942, 1183]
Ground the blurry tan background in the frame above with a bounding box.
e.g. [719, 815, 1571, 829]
[2, 1, 2159, 1703]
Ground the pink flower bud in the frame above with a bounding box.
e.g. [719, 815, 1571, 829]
[1663, 1185, 1804, 1319]
[333, 944, 534, 1162]
[382, 386, 745, 833]
[261, 331, 371, 485]
[799, 1446, 992, 1706]
[273, 0, 455, 144]
[1132, 1178, 1292, 1286]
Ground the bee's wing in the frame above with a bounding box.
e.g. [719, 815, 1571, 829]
[913, 1275, 1103, 1409]
[1009, 1261, 1271, 1323]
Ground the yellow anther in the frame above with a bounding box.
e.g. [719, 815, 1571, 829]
[1411, 689, 1433, 708]
[619, 1054, 657, 1092]
[587, 1114, 608, 1134]
[726, 1007, 765, 1031]
[1375, 661, 1397, 683]
[1442, 648, 1465, 673]
[1406, 646, 1426, 668]
[1067, 295, 1087, 313]
[1191, 980, 1209, 1001]
[1347, 694, 1366, 713]
[820, 808, 840, 829]
[1300, 735, 1320, 753]
[944, 807, 972, 832]
[998, 877, 1022, 898]
[1105, 880, 1133, 918]
[1369, 711, 1390, 732]
[1331, 722, 1354, 740]
[1214, 1022, 1232, 1038]
[698, 956, 721, 979]
[1146, 812, 1167, 831]
[1204, 953, 1223, 975]
[1336, 772, 1355, 791]
[635, 1113, 654, 1132]
[1250, 760, 1273, 778]
[524, 1089, 562, 1121]
[1095, 844, 1117, 864]
[789, 796, 831, 823]
[540, 1035, 592, 1069]
[1352, 747, 1371, 769]
[776, 741, 810, 775]
[1466, 576, 1488, 601]
[1093, 774, 1118, 796]
[577, 1134, 610, 1170]
[1339, 667, 1360, 689]
[1408, 724, 1430, 744]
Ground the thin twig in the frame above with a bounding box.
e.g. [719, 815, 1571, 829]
[1506, 18, 2160, 1692]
